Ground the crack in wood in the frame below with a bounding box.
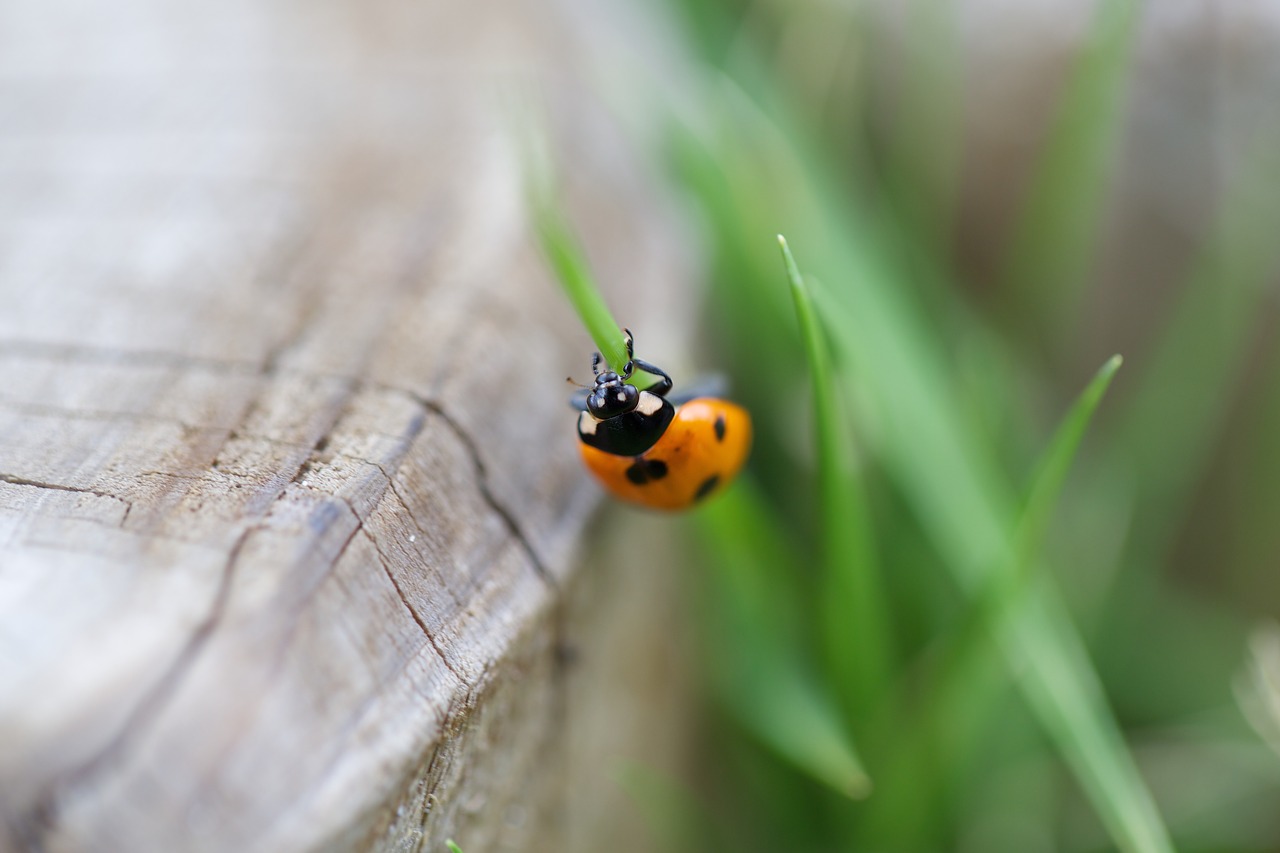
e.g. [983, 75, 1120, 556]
[249, 487, 476, 850]
[398, 392, 555, 589]
[0, 346, 570, 582]
[259, 399, 497, 849]
[0, 472, 134, 525]
[316, 393, 558, 597]
[0, 47, 661, 844]
[363, 529, 469, 689]
[21, 508, 334, 838]
[16, 360, 363, 841]
[5, 334, 572, 845]
[330, 386, 553, 595]
[22, 524, 254, 841]
[411, 735, 459, 852]
[0, 343, 572, 587]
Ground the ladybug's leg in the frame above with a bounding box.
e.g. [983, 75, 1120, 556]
[631, 358, 673, 397]
[592, 351, 601, 377]
[619, 329, 636, 379]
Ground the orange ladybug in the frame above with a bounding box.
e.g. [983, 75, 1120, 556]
[575, 330, 751, 511]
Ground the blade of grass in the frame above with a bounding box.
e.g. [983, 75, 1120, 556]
[999, 0, 1140, 333]
[871, 355, 1123, 829]
[533, 205, 630, 374]
[525, 188, 630, 375]
[780, 234, 890, 727]
[816, 283, 1171, 853]
[446, 841, 464, 853]
[520, 125, 668, 386]
[670, 83, 1171, 849]
[735, 664, 873, 800]
[1008, 354, 1123, 599]
[694, 479, 871, 799]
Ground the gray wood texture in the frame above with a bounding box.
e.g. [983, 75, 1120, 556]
[0, 1, 697, 850]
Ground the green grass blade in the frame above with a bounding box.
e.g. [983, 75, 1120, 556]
[524, 168, 629, 372]
[532, 206, 629, 373]
[999, 0, 1140, 330]
[520, 127, 654, 379]
[876, 355, 1124, 834]
[694, 476, 801, 654]
[445, 841, 464, 853]
[1012, 354, 1122, 594]
[1012, 589, 1171, 853]
[938, 354, 1124, 709]
[892, 354, 1123, 741]
[694, 479, 871, 799]
[735, 663, 873, 800]
[669, 56, 1172, 853]
[817, 290, 1171, 853]
[779, 234, 889, 725]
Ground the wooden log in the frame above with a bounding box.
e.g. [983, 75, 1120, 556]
[0, 1, 697, 849]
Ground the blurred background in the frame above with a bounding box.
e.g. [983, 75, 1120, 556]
[602, 0, 1280, 850]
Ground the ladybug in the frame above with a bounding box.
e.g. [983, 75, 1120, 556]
[575, 330, 751, 511]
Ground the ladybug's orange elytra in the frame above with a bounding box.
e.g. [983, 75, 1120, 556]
[579, 398, 751, 510]
[574, 330, 751, 511]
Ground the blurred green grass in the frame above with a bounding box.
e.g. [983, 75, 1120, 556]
[538, 0, 1280, 848]
[658, 0, 1280, 851]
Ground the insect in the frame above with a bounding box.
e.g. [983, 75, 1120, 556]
[575, 330, 751, 511]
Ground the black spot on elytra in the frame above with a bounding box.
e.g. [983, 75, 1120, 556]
[625, 458, 669, 485]
[694, 474, 720, 502]
[714, 414, 726, 442]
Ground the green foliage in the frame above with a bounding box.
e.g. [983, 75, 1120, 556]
[522, 128, 630, 374]
[523, 131, 663, 389]
[535, 0, 1280, 848]
[695, 480, 870, 799]
[665, 70, 1171, 847]
[781, 235, 889, 728]
[657, 0, 1280, 849]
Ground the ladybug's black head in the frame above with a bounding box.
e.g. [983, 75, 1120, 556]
[586, 370, 639, 419]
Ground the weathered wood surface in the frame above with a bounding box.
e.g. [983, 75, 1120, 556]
[0, 1, 696, 850]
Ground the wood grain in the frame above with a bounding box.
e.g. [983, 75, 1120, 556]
[0, 0, 697, 849]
